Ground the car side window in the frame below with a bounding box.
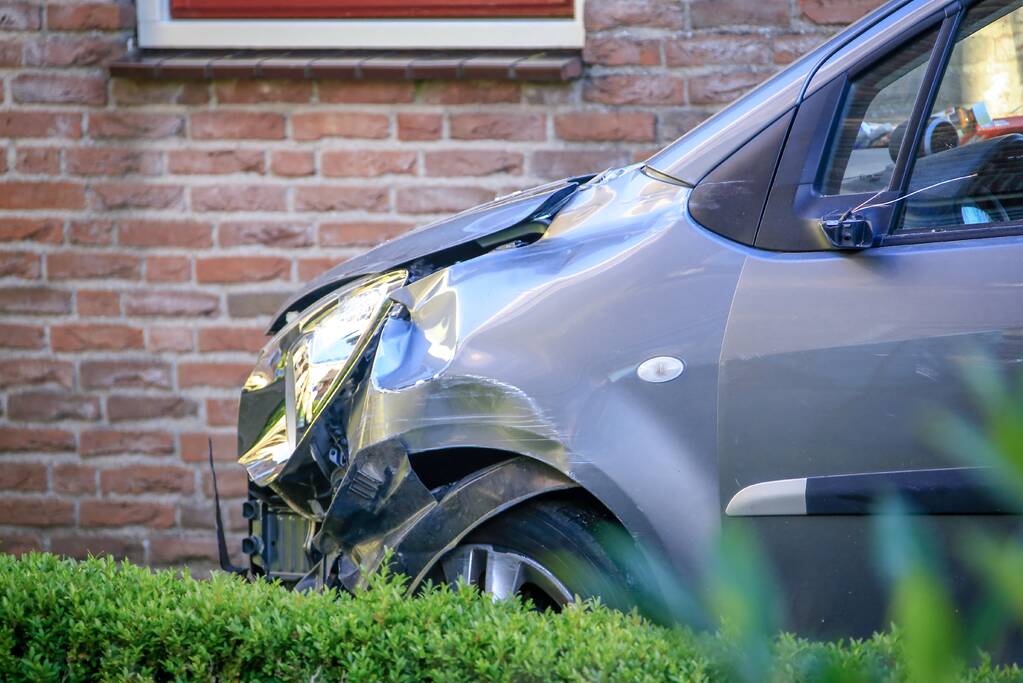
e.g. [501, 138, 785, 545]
[899, 0, 1023, 231]
[822, 30, 938, 196]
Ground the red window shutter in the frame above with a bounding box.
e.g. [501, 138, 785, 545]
[170, 0, 574, 19]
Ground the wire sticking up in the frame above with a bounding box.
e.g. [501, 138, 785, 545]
[839, 172, 979, 221]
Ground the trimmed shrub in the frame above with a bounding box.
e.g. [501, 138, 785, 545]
[0, 553, 1019, 682]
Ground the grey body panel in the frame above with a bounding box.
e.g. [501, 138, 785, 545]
[720, 237, 1023, 634]
[345, 168, 747, 579]
[268, 178, 578, 332]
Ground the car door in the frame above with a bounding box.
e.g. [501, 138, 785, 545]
[718, 0, 1023, 638]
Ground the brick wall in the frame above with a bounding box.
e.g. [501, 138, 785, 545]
[0, 0, 880, 571]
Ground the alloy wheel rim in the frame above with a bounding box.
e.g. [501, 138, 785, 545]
[440, 544, 574, 608]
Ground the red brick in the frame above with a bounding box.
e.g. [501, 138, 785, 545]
[585, 0, 685, 29]
[691, 0, 790, 27]
[196, 256, 290, 284]
[88, 112, 184, 139]
[53, 463, 97, 494]
[0, 323, 44, 349]
[197, 326, 267, 353]
[149, 534, 218, 565]
[181, 431, 236, 463]
[396, 186, 494, 214]
[206, 397, 240, 427]
[11, 73, 106, 106]
[47, 2, 134, 30]
[322, 150, 416, 177]
[667, 36, 771, 67]
[80, 501, 175, 529]
[168, 149, 264, 175]
[215, 80, 312, 103]
[0, 111, 81, 139]
[398, 113, 442, 141]
[25, 35, 125, 67]
[0, 287, 72, 315]
[7, 391, 100, 421]
[773, 34, 828, 65]
[227, 291, 289, 318]
[48, 252, 141, 280]
[0, 251, 40, 278]
[424, 150, 523, 177]
[0, 359, 73, 389]
[584, 36, 661, 66]
[0, 181, 85, 209]
[294, 186, 388, 212]
[531, 150, 625, 179]
[51, 535, 144, 563]
[80, 361, 172, 390]
[421, 81, 520, 105]
[0, 3, 39, 30]
[450, 113, 545, 141]
[292, 112, 389, 141]
[270, 150, 314, 177]
[800, 0, 885, 24]
[101, 465, 194, 495]
[191, 185, 286, 212]
[554, 112, 656, 142]
[50, 323, 143, 351]
[178, 362, 251, 388]
[319, 221, 414, 247]
[0, 499, 74, 527]
[80, 429, 175, 457]
[191, 112, 285, 140]
[118, 220, 212, 248]
[584, 75, 685, 105]
[0, 463, 47, 492]
[201, 465, 248, 497]
[0, 217, 63, 243]
[15, 146, 60, 174]
[123, 290, 219, 317]
[297, 257, 345, 281]
[111, 79, 208, 106]
[69, 220, 115, 245]
[146, 256, 190, 282]
[219, 221, 313, 248]
[77, 290, 120, 316]
[89, 183, 184, 211]
[0, 427, 75, 453]
[107, 395, 197, 422]
[689, 70, 766, 105]
[66, 148, 161, 176]
[318, 80, 414, 104]
[0, 39, 21, 66]
[148, 327, 193, 352]
[0, 532, 43, 556]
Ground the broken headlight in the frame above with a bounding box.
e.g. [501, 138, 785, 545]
[238, 270, 408, 487]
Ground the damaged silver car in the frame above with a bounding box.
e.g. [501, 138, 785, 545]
[226, 0, 1023, 638]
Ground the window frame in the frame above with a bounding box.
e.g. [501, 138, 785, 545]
[137, 0, 584, 50]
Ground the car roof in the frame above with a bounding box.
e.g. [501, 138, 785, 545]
[644, 0, 950, 185]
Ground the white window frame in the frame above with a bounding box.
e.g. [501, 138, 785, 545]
[137, 0, 584, 50]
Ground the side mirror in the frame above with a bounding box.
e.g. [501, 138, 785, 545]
[820, 214, 875, 249]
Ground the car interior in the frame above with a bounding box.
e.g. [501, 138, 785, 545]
[830, 0, 1023, 232]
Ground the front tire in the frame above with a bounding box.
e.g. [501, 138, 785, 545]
[435, 493, 643, 612]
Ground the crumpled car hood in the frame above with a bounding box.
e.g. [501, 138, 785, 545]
[268, 176, 584, 332]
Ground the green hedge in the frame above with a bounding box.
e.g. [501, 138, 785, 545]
[0, 553, 1017, 682]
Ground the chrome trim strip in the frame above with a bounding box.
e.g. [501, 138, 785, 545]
[725, 477, 807, 517]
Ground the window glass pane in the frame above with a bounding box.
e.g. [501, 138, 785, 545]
[900, 0, 1023, 230]
[823, 29, 938, 195]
